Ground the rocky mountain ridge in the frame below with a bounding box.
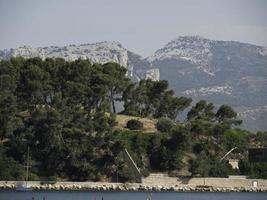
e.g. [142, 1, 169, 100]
[147, 36, 267, 132]
[0, 41, 159, 82]
[147, 35, 214, 75]
[1, 36, 266, 132]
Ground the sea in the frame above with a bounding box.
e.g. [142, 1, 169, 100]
[0, 191, 267, 200]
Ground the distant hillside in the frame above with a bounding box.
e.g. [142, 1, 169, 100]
[1, 36, 266, 131]
[147, 36, 267, 132]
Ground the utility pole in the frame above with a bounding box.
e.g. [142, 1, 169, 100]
[24, 146, 31, 186]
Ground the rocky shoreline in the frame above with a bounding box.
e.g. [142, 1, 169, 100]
[0, 181, 267, 192]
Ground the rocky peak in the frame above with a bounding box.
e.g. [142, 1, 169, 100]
[0, 41, 160, 81]
[147, 36, 213, 72]
[0, 41, 128, 65]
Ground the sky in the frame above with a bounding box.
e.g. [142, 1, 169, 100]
[0, 0, 267, 56]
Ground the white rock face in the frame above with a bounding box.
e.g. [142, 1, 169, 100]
[147, 36, 214, 75]
[144, 68, 160, 80]
[0, 41, 159, 81]
[259, 47, 267, 56]
[183, 85, 233, 97]
[1, 41, 129, 67]
[238, 105, 267, 120]
[146, 35, 267, 131]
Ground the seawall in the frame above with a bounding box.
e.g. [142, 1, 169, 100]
[1, 175, 267, 192]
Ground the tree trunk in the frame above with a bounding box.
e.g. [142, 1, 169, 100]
[110, 90, 116, 113]
[112, 98, 116, 113]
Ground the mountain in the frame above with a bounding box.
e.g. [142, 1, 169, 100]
[1, 36, 266, 131]
[147, 36, 267, 132]
[0, 41, 159, 82]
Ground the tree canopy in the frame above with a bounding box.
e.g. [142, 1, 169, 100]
[0, 57, 265, 181]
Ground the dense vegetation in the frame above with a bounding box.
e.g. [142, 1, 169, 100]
[0, 57, 266, 182]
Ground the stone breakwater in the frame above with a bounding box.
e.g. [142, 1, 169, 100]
[0, 181, 267, 192]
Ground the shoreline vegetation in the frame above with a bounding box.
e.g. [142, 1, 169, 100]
[0, 58, 266, 185]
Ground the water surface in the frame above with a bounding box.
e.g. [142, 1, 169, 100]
[0, 191, 266, 200]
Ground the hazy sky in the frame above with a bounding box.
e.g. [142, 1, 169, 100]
[1, 0, 267, 56]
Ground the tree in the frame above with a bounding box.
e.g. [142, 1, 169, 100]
[156, 118, 174, 133]
[102, 63, 130, 113]
[223, 129, 249, 152]
[122, 81, 149, 117]
[0, 146, 24, 180]
[114, 151, 138, 182]
[155, 91, 192, 120]
[0, 62, 20, 139]
[17, 62, 51, 108]
[61, 59, 91, 106]
[0, 74, 16, 92]
[187, 100, 215, 121]
[239, 159, 267, 179]
[1, 57, 264, 181]
[123, 80, 191, 119]
[215, 105, 237, 122]
[26, 107, 64, 177]
[189, 153, 231, 177]
[0, 92, 18, 139]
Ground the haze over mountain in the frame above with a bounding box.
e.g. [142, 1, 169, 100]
[1, 36, 266, 132]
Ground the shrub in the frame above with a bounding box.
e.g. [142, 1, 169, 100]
[156, 117, 174, 133]
[239, 159, 267, 179]
[126, 119, 143, 130]
[193, 143, 205, 154]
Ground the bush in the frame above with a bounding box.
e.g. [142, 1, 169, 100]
[156, 118, 174, 133]
[193, 143, 205, 154]
[126, 119, 143, 130]
[239, 159, 267, 179]
[0, 155, 24, 181]
[189, 153, 231, 177]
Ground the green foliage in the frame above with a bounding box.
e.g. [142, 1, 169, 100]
[223, 129, 249, 152]
[156, 117, 174, 133]
[215, 105, 237, 122]
[0, 57, 262, 181]
[126, 119, 143, 130]
[102, 63, 129, 113]
[150, 125, 189, 171]
[189, 153, 232, 177]
[254, 131, 267, 146]
[192, 143, 205, 154]
[112, 151, 138, 182]
[239, 159, 267, 179]
[249, 163, 267, 179]
[123, 79, 192, 119]
[0, 92, 18, 139]
[0, 146, 24, 180]
[187, 100, 215, 121]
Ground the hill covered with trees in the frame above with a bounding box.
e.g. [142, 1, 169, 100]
[0, 57, 266, 181]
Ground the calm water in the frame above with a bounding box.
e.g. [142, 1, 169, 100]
[0, 191, 266, 200]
